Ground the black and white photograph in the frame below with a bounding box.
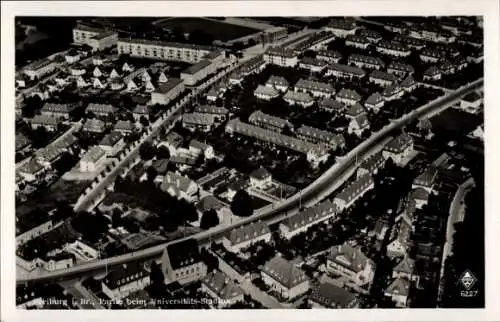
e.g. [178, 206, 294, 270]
[2, 1, 499, 321]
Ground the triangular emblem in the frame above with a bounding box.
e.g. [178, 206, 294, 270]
[459, 270, 477, 290]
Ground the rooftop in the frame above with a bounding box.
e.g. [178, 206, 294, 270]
[155, 78, 183, 94]
[182, 60, 212, 75]
[226, 220, 270, 245]
[249, 110, 291, 130]
[295, 79, 335, 93]
[262, 255, 308, 289]
[202, 271, 244, 300]
[254, 84, 279, 97]
[164, 238, 202, 270]
[283, 90, 314, 103]
[81, 146, 106, 163]
[385, 278, 410, 297]
[335, 173, 374, 203]
[99, 131, 123, 147]
[327, 243, 373, 273]
[103, 262, 147, 290]
[310, 281, 357, 308]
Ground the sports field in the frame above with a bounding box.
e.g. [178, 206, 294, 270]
[155, 17, 259, 42]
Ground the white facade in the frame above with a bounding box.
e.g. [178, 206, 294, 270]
[102, 276, 150, 301]
[261, 271, 310, 299]
[16, 220, 54, 247]
[151, 80, 185, 105]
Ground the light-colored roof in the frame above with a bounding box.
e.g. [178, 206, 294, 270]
[266, 76, 289, 87]
[384, 133, 413, 154]
[31, 115, 61, 126]
[310, 281, 357, 308]
[161, 171, 196, 194]
[283, 90, 314, 103]
[295, 79, 335, 94]
[41, 103, 74, 114]
[226, 220, 270, 245]
[345, 103, 365, 117]
[182, 113, 215, 126]
[281, 200, 336, 231]
[86, 103, 116, 115]
[394, 256, 415, 275]
[337, 88, 361, 101]
[81, 146, 106, 163]
[83, 118, 106, 131]
[327, 243, 373, 274]
[254, 85, 279, 97]
[335, 174, 374, 203]
[385, 278, 410, 297]
[249, 111, 291, 130]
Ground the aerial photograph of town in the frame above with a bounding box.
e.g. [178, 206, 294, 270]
[14, 15, 484, 310]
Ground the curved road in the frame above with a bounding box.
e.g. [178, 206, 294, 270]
[18, 81, 483, 285]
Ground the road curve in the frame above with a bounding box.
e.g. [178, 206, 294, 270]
[17, 79, 483, 285]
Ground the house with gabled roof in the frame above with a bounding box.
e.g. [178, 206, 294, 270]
[393, 256, 419, 283]
[401, 75, 418, 93]
[326, 243, 375, 289]
[382, 83, 404, 101]
[316, 50, 342, 63]
[387, 61, 415, 77]
[334, 174, 374, 209]
[326, 63, 365, 79]
[41, 103, 75, 119]
[280, 200, 337, 239]
[265, 76, 289, 92]
[309, 281, 359, 308]
[299, 57, 328, 73]
[99, 131, 125, 156]
[383, 133, 413, 166]
[319, 97, 345, 113]
[410, 187, 430, 209]
[249, 110, 292, 133]
[182, 113, 216, 132]
[294, 79, 335, 98]
[423, 66, 442, 81]
[359, 28, 382, 43]
[261, 255, 310, 299]
[86, 103, 116, 117]
[132, 105, 151, 121]
[31, 115, 61, 132]
[283, 91, 315, 107]
[370, 70, 398, 87]
[324, 18, 357, 37]
[249, 167, 272, 189]
[336, 88, 362, 106]
[113, 120, 135, 134]
[348, 114, 370, 136]
[80, 146, 106, 172]
[82, 118, 106, 133]
[189, 139, 214, 160]
[201, 271, 244, 308]
[376, 40, 411, 57]
[101, 262, 150, 301]
[161, 238, 207, 284]
[412, 166, 438, 192]
[345, 34, 370, 49]
[223, 220, 271, 252]
[357, 151, 386, 178]
[348, 54, 385, 70]
[92, 77, 106, 89]
[345, 102, 366, 119]
[365, 92, 385, 113]
[160, 171, 199, 202]
[254, 84, 280, 101]
[384, 278, 411, 307]
[387, 215, 413, 259]
[297, 125, 345, 150]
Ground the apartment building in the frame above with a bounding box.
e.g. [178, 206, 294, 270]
[261, 255, 310, 299]
[334, 174, 374, 209]
[161, 238, 207, 284]
[222, 221, 271, 252]
[279, 200, 337, 239]
[264, 47, 298, 67]
[151, 78, 185, 105]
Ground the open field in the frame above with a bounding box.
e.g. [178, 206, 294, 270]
[155, 17, 259, 41]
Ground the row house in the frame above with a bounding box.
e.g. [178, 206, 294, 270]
[309, 282, 359, 308]
[261, 255, 310, 299]
[384, 21, 407, 34]
[254, 84, 280, 101]
[382, 133, 414, 166]
[114, 120, 135, 135]
[225, 119, 328, 167]
[248, 110, 292, 133]
[393, 35, 426, 50]
[316, 50, 342, 64]
[299, 57, 328, 73]
[189, 140, 215, 160]
[17, 159, 48, 183]
[240, 56, 267, 76]
[359, 28, 382, 43]
[87, 31, 119, 52]
[400, 75, 418, 93]
[16, 213, 55, 247]
[201, 271, 244, 308]
[348, 54, 385, 70]
[79, 145, 106, 172]
[294, 79, 335, 98]
[264, 47, 298, 67]
[132, 105, 152, 121]
[382, 84, 405, 101]
[466, 48, 483, 64]
[228, 71, 244, 86]
[279, 200, 337, 239]
[151, 78, 185, 105]
[82, 118, 106, 133]
[101, 263, 150, 301]
[345, 35, 370, 49]
[182, 113, 216, 133]
[364, 92, 385, 113]
[334, 174, 374, 209]
[348, 114, 370, 137]
[99, 131, 125, 157]
[344, 102, 365, 119]
[292, 31, 335, 53]
[194, 105, 229, 122]
[283, 91, 315, 107]
[319, 97, 346, 113]
[265, 75, 289, 92]
[376, 40, 411, 57]
[393, 256, 419, 284]
[31, 115, 61, 132]
[387, 61, 415, 76]
[369, 70, 398, 87]
[324, 18, 357, 37]
[452, 56, 468, 71]
[160, 171, 199, 202]
[326, 63, 366, 79]
[357, 151, 386, 178]
[419, 48, 444, 63]
[326, 243, 375, 289]
[162, 238, 207, 284]
[336, 88, 362, 106]
[296, 124, 345, 150]
[423, 66, 442, 81]
[458, 34, 483, 48]
[439, 60, 456, 75]
[180, 60, 216, 86]
[118, 38, 214, 64]
[23, 59, 58, 80]
[222, 221, 271, 252]
[86, 103, 116, 117]
[387, 214, 413, 259]
[40, 103, 75, 120]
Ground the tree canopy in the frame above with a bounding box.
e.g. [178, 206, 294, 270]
[200, 209, 219, 230]
[230, 190, 254, 217]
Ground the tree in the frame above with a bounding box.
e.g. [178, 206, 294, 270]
[22, 95, 43, 118]
[52, 151, 77, 174]
[157, 145, 171, 159]
[200, 247, 219, 272]
[146, 166, 158, 182]
[200, 209, 219, 230]
[150, 261, 165, 285]
[230, 190, 254, 217]
[139, 141, 156, 160]
[140, 115, 150, 127]
[111, 209, 122, 228]
[303, 50, 317, 58]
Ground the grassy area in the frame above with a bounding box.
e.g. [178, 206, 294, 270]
[155, 18, 259, 42]
[430, 109, 483, 135]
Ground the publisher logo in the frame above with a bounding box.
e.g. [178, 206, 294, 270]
[459, 270, 477, 291]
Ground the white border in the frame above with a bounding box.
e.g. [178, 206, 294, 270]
[1, 1, 499, 322]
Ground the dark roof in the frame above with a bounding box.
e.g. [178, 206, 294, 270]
[370, 70, 398, 82]
[310, 282, 357, 308]
[165, 238, 202, 270]
[102, 262, 147, 290]
[384, 133, 413, 154]
[226, 221, 270, 245]
[16, 210, 51, 236]
[250, 167, 271, 180]
[327, 244, 373, 273]
[155, 78, 183, 94]
[462, 92, 481, 102]
[182, 60, 212, 75]
[359, 152, 385, 173]
[99, 131, 123, 147]
[335, 174, 374, 203]
[262, 255, 308, 289]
